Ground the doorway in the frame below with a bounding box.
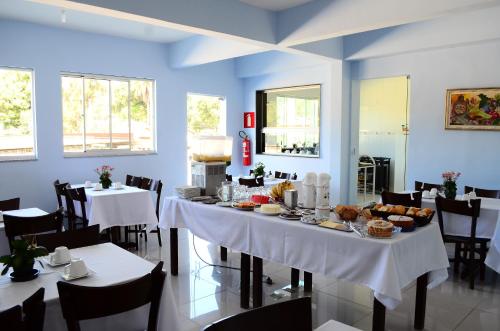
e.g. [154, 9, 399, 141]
[355, 76, 409, 204]
[186, 93, 226, 181]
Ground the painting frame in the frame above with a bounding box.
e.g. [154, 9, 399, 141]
[445, 87, 500, 131]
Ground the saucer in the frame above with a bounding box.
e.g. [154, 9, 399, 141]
[60, 268, 95, 281]
[42, 256, 71, 267]
[111, 187, 124, 190]
[92, 187, 103, 191]
[216, 201, 233, 208]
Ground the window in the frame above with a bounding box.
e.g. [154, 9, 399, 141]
[256, 85, 320, 157]
[186, 93, 226, 179]
[62, 73, 155, 155]
[0, 67, 36, 161]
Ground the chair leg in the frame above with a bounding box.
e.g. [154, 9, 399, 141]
[480, 242, 486, 281]
[468, 244, 475, 290]
[156, 227, 162, 247]
[453, 243, 461, 274]
[134, 226, 139, 251]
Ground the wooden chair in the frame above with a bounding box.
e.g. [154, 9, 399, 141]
[0, 288, 45, 331]
[203, 297, 312, 331]
[125, 179, 163, 250]
[414, 181, 441, 192]
[435, 196, 488, 289]
[65, 187, 88, 230]
[274, 171, 282, 178]
[4, 208, 64, 253]
[280, 172, 291, 179]
[238, 177, 264, 188]
[125, 174, 142, 187]
[57, 262, 165, 331]
[53, 180, 68, 210]
[0, 197, 20, 211]
[381, 191, 422, 208]
[464, 186, 500, 199]
[35, 225, 101, 252]
[225, 174, 233, 182]
[139, 177, 152, 190]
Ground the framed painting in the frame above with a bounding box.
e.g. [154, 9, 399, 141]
[446, 88, 500, 130]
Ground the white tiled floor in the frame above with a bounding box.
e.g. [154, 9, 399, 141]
[135, 229, 500, 331]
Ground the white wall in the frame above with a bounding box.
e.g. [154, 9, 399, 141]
[0, 20, 243, 210]
[351, 39, 500, 192]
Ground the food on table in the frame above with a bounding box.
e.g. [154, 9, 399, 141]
[378, 205, 391, 212]
[360, 208, 373, 220]
[373, 203, 384, 211]
[406, 207, 420, 216]
[319, 221, 350, 231]
[234, 201, 256, 209]
[334, 205, 359, 221]
[260, 204, 281, 213]
[367, 220, 394, 238]
[389, 205, 406, 215]
[388, 215, 415, 230]
[251, 194, 270, 205]
[270, 180, 295, 200]
[416, 208, 433, 217]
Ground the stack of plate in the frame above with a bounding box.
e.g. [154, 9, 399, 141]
[175, 185, 201, 199]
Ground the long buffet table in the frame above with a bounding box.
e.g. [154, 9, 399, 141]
[159, 197, 449, 331]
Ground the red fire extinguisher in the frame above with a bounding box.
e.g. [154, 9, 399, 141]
[239, 130, 251, 166]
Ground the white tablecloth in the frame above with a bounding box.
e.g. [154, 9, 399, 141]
[0, 243, 180, 331]
[422, 197, 500, 273]
[0, 208, 48, 256]
[67, 184, 158, 231]
[159, 197, 449, 310]
[314, 320, 362, 331]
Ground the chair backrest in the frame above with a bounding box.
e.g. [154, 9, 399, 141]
[0, 305, 23, 330]
[0, 288, 45, 331]
[4, 208, 64, 253]
[203, 297, 312, 331]
[381, 191, 422, 208]
[280, 172, 291, 179]
[238, 177, 264, 188]
[22, 288, 46, 331]
[36, 225, 101, 252]
[435, 196, 481, 240]
[140, 177, 152, 190]
[464, 185, 500, 199]
[57, 262, 165, 331]
[414, 181, 441, 192]
[225, 174, 233, 182]
[54, 179, 69, 208]
[65, 187, 87, 230]
[126, 175, 143, 187]
[0, 197, 20, 211]
[274, 171, 282, 178]
[148, 180, 163, 218]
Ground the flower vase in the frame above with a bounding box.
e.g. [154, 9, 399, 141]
[443, 180, 457, 200]
[100, 175, 112, 189]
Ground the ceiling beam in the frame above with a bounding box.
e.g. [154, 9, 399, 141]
[277, 0, 500, 46]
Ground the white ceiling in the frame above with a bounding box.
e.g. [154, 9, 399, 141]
[0, 0, 193, 43]
[239, 0, 315, 11]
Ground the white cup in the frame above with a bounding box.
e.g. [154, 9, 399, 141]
[422, 190, 431, 198]
[113, 182, 122, 189]
[84, 180, 92, 188]
[94, 183, 103, 190]
[50, 246, 71, 264]
[430, 188, 438, 197]
[64, 259, 88, 278]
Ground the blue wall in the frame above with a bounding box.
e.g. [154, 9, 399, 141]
[0, 20, 243, 210]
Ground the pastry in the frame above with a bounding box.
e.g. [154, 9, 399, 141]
[334, 205, 359, 221]
[360, 208, 373, 220]
[406, 207, 420, 216]
[416, 208, 433, 217]
[390, 205, 406, 215]
[367, 220, 394, 238]
[378, 205, 391, 212]
[270, 180, 295, 200]
[373, 203, 384, 211]
[388, 215, 415, 230]
[260, 204, 281, 213]
[235, 201, 256, 209]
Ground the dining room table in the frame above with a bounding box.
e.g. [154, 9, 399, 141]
[0, 242, 180, 331]
[159, 196, 450, 331]
[421, 196, 500, 273]
[0, 207, 48, 256]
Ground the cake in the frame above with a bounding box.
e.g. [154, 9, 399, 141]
[367, 220, 394, 238]
[260, 204, 281, 213]
[334, 205, 359, 221]
[388, 215, 415, 230]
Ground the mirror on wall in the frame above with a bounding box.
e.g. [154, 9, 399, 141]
[256, 85, 321, 157]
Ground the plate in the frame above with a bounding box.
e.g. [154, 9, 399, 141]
[111, 187, 125, 190]
[216, 201, 233, 208]
[300, 216, 323, 225]
[318, 220, 353, 232]
[232, 205, 255, 211]
[92, 188, 103, 191]
[60, 268, 95, 281]
[191, 196, 213, 202]
[278, 213, 301, 221]
[254, 207, 282, 216]
[42, 256, 71, 267]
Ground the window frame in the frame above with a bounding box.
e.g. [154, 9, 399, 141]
[61, 72, 157, 157]
[0, 66, 37, 162]
[255, 84, 321, 158]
